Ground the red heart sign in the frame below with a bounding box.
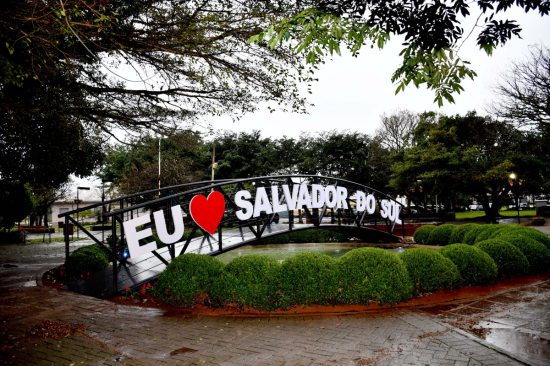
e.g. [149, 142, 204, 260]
[189, 191, 225, 235]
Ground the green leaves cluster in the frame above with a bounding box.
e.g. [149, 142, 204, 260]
[249, 1, 549, 105]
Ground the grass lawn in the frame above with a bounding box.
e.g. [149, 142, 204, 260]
[455, 209, 537, 220]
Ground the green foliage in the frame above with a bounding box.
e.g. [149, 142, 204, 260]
[337, 248, 412, 305]
[474, 225, 503, 243]
[502, 228, 550, 251]
[65, 245, 109, 279]
[0, 181, 33, 229]
[503, 235, 550, 274]
[426, 224, 456, 245]
[475, 239, 529, 278]
[154, 254, 224, 307]
[449, 224, 478, 244]
[440, 244, 498, 286]
[463, 224, 487, 245]
[0, 231, 25, 244]
[210, 255, 280, 310]
[257, 229, 349, 244]
[279, 253, 339, 306]
[399, 248, 461, 295]
[413, 225, 436, 244]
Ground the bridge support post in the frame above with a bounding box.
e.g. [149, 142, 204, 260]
[64, 216, 70, 263]
[111, 216, 118, 294]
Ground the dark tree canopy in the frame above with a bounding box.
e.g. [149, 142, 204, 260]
[390, 111, 549, 221]
[1, 0, 311, 135]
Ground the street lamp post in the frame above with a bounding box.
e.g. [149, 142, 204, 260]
[509, 173, 520, 224]
[76, 186, 90, 238]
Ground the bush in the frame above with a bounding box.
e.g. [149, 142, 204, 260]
[440, 244, 498, 286]
[474, 225, 504, 243]
[530, 217, 546, 226]
[0, 230, 25, 244]
[462, 224, 487, 245]
[338, 248, 412, 305]
[426, 224, 456, 245]
[413, 225, 436, 244]
[210, 255, 280, 310]
[154, 254, 224, 307]
[279, 253, 339, 306]
[399, 248, 461, 295]
[448, 224, 478, 244]
[502, 235, 550, 274]
[494, 227, 550, 250]
[65, 244, 109, 279]
[475, 239, 529, 278]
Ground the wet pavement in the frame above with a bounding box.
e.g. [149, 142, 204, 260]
[1, 233, 549, 365]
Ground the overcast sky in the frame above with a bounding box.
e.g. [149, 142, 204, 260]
[203, 9, 549, 139]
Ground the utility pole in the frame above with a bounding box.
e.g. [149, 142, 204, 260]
[158, 137, 161, 191]
[211, 144, 218, 182]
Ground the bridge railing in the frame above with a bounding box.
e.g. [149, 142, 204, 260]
[60, 175, 406, 293]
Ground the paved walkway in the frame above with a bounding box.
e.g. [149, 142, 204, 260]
[1, 238, 549, 365]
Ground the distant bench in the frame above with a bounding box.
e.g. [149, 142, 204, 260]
[18, 225, 55, 234]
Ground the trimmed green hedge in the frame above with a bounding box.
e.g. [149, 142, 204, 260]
[426, 224, 456, 245]
[279, 253, 339, 306]
[462, 225, 487, 245]
[154, 254, 224, 306]
[413, 225, 436, 244]
[399, 248, 461, 295]
[66, 244, 109, 279]
[474, 225, 503, 243]
[449, 224, 478, 244]
[495, 227, 550, 251]
[502, 235, 550, 274]
[475, 239, 529, 278]
[440, 244, 498, 286]
[210, 255, 280, 310]
[338, 248, 412, 305]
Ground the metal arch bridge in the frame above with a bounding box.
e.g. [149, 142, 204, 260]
[59, 175, 407, 295]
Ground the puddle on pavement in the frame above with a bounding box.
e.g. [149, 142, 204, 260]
[170, 346, 197, 355]
[482, 328, 550, 365]
[22, 280, 37, 287]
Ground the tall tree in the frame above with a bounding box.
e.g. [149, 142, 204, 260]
[390, 112, 547, 221]
[375, 110, 419, 152]
[493, 45, 550, 129]
[100, 131, 209, 194]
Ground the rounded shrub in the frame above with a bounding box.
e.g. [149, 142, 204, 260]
[210, 255, 280, 310]
[154, 253, 224, 307]
[413, 225, 436, 244]
[496, 227, 550, 251]
[474, 225, 504, 243]
[463, 224, 487, 245]
[449, 224, 478, 244]
[399, 248, 461, 295]
[66, 244, 109, 279]
[475, 239, 529, 278]
[426, 224, 456, 245]
[440, 244, 497, 286]
[501, 235, 550, 274]
[279, 253, 339, 306]
[338, 248, 412, 305]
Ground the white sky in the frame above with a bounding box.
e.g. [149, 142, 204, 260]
[72, 9, 549, 200]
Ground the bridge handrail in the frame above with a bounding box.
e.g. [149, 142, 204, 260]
[57, 178, 235, 218]
[103, 174, 405, 218]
